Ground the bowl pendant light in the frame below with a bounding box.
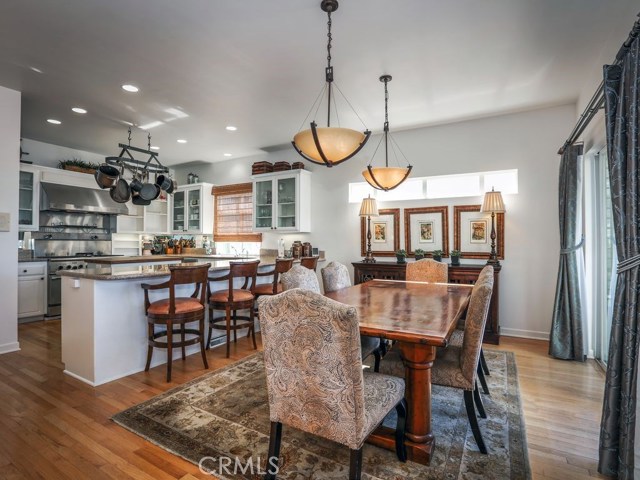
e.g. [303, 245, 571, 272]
[292, 0, 371, 167]
[362, 75, 412, 191]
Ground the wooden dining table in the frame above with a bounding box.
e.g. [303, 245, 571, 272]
[324, 279, 473, 466]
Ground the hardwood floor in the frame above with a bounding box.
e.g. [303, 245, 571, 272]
[0, 321, 607, 479]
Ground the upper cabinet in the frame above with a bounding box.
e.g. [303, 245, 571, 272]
[115, 197, 171, 234]
[19, 165, 40, 231]
[171, 183, 214, 234]
[251, 170, 311, 232]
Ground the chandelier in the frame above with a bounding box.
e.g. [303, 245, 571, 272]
[292, 0, 371, 167]
[362, 75, 412, 191]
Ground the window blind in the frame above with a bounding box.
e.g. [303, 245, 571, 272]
[212, 183, 262, 242]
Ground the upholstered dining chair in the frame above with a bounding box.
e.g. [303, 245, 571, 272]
[141, 263, 210, 382]
[207, 260, 260, 358]
[321, 261, 384, 372]
[258, 289, 408, 480]
[280, 264, 321, 293]
[448, 266, 494, 394]
[379, 266, 494, 454]
[406, 258, 449, 282]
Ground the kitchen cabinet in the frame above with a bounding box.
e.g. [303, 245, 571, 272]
[171, 183, 214, 234]
[18, 262, 47, 320]
[116, 198, 171, 234]
[251, 170, 311, 232]
[19, 165, 40, 231]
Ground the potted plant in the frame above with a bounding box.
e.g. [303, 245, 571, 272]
[432, 249, 443, 262]
[396, 249, 407, 264]
[414, 248, 426, 260]
[450, 250, 462, 266]
[58, 158, 100, 174]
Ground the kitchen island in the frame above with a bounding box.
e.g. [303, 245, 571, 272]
[58, 255, 320, 386]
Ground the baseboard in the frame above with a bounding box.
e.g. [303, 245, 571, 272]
[0, 342, 20, 354]
[500, 328, 549, 341]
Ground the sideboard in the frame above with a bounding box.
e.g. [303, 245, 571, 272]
[352, 261, 501, 344]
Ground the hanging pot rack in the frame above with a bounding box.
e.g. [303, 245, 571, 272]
[105, 130, 168, 175]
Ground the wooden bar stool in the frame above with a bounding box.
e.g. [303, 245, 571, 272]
[141, 263, 210, 382]
[254, 258, 294, 298]
[207, 260, 260, 358]
[300, 256, 319, 271]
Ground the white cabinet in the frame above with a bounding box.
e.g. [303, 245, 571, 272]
[116, 198, 171, 234]
[251, 170, 311, 232]
[19, 165, 40, 231]
[171, 183, 214, 234]
[18, 262, 46, 320]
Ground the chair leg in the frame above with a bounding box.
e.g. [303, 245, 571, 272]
[379, 339, 388, 356]
[180, 323, 186, 360]
[373, 349, 381, 373]
[250, 304, 258, 350]
[480, 348, 490, 375]
[232, 310, 238, 343]
[206, 306, 213, 350]
[265, 421, 282, 480]
[394, 398, 408, 462]
[199, 317, 209, 370]
[225, 306, 231, 358]
[473, 381, 487, 419]
[145, 321, 153, 372]
[464, 390, 488, 454]
[166, 321, 173, 382]
[477, 362, 490, 395]
[349, 447, 363, 480]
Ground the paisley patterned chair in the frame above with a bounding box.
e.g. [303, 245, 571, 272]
[321, 261, 384, 372]
[258, 289, 407, 480]
[379, 267, 494, 454]
[406, 258, 449, 282]
[280, 264, 321, 293]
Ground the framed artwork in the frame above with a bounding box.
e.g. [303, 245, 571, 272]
[454, 205, 505, 259]
[404, 206, 449, 257]
[360, 208, 400, 257]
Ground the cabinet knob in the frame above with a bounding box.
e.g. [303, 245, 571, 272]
[40, 277, 44, 280]
[23, 269, 27, 273]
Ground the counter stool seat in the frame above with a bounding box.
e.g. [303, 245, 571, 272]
[253, 283, 283, 296]
[147, 297, 204, 316]
[209, 289, 254, 304]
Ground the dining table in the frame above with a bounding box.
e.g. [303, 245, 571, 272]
[324, 279, 473, 466]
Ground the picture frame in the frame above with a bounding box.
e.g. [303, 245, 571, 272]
[360, 208, 400, 257]
[454, 205, 505, 259]
[404, 206, 449, 257]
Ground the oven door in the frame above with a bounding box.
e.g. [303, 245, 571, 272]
[47, 273, 61, 316]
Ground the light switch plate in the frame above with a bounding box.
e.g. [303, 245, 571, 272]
[0, 212, 9, 232]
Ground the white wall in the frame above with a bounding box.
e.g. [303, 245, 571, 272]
[175, 103, 575, 340]
[21, 138, 107, 169]
[0, 86, 21, 354]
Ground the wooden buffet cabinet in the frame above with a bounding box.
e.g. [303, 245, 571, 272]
[352, 261, 501, 344]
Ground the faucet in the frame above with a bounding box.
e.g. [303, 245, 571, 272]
[231, 246, 240, 257]
[231, 246, 249, 258]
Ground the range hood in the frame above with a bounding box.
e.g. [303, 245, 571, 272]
[40, 182, 129, 215]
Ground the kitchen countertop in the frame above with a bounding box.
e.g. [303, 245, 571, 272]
[58, 256, 324, 280]
[83, 254, 256, 265]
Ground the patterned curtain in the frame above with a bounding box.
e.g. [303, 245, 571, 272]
[549, 144, 586, 361]
[599, 37, 640, 479]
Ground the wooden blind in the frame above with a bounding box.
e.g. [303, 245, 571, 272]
[212, 183, 262, 242]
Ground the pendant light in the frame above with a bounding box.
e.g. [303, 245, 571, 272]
[292, 0, 371, 167]
[362, 75, 412, 191]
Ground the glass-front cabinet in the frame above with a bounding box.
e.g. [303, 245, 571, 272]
[251, 170, 311, 232]
[171, 183, 214, 234]
[19, 165, 39, 231]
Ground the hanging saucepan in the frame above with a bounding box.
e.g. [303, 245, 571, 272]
[139, 172, 161, 201]
[156, 174, 172, 192]
[94, 160, 120, 189]
[165, 177, 177, 194]
[130, 174, 143, 192]
[109, 165, 131, 203]
[131, 190, 152, 206]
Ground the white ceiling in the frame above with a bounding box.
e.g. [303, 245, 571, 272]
[0, 0, 637, 166]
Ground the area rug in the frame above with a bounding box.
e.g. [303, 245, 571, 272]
[113, 350, 530, 479]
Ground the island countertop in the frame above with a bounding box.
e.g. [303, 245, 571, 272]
[58, 255, 323, 280]
[83, 254, 259, 265]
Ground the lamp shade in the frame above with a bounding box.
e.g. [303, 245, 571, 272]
[362, 166, 412, 191]
[359, 196, 379, 217]
[481, 189, 506, 213]
[293, 127, 368, 166]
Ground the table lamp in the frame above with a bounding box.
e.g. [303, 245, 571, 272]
[359, 195, 379, 263]
[481, 188, 505, 265]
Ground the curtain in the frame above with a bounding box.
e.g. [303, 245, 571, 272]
[212, 183, 262, 243]
[549, 143, 586, 361]
[599, 37, 640, 479]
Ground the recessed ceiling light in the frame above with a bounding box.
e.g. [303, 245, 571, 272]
[150, 146, 160, 150]
[122, 84, 139, 93]
[47, 119, 61, 125]
[71, 107, 87, 114]
[29, 66, 43, 73]
[223, 153, 232, 157]
[177, 139, 187, 144]
[138, 120, 163, 130]
[225, 125, 237, 131]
